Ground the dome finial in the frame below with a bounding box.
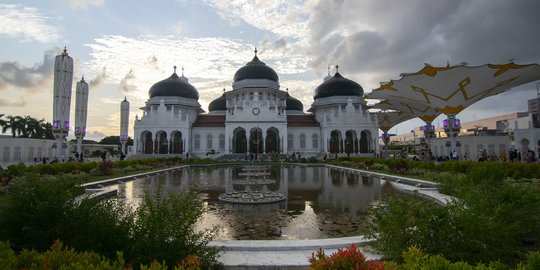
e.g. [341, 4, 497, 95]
[286, 88, 289, 92]
[182, 66, 184, 76]
[327, 65, 331, 75]
[335, 65, 339, 73]
[62, 46, 68, 56]
[173, 65, 177, 73]
[81, 76, 85, 82]
[254, 47, 258, 56]
[223, 88, 226, 93]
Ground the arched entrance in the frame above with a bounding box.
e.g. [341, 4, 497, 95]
[155, 131, 168, 154]
[265, 127, 279, 153]
[232, 127, 247, 153]
[329, 130, 342, 153]
[170, 131, 183, 154]
[141, 131, 153, 154]
[250, 128, 263, 154]
[360, 130, 371, 153]
[521, 138, 530, 155]
[345, 130, 357, 154]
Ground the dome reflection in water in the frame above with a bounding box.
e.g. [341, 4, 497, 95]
[114, 165, 398, 240]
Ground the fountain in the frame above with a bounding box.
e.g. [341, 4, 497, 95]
[218, 165, 286, 204]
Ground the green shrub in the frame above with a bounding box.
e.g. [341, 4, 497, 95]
[391, 246, 511, 270]
[130, 189, 219, 268]
[367, 164, 540, 265]
[0, 175, 83, 251]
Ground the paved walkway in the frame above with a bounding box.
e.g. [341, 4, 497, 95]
[209, 236, 382, 269]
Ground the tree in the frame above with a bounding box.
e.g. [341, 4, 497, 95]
[0, 114, 6, 131]
[99, 136, 133, 146]
[0, 114, 54, 139]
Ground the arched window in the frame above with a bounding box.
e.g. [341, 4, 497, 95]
[300, 134, 306, 149]
[288, 134, 294, 148]
[194, 134, 200, 149]
[207, 134, 213, 149]
[312, 133, 319, 149]
[219, 134, 225, 149]
[14, 146, 21, 161]
[3, 147, 10, 162]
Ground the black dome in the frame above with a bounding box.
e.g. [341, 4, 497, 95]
[148, 72, 199, 100]
[208, 94, 227, 111]
[233, 55, 279, 83]
[313, 72, 363, 100]
[286, 93, 304, 111]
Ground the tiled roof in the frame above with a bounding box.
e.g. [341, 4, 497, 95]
[287, 114, 320, 127]
[192, 115, 225, 127]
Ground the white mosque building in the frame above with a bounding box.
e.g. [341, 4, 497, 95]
[131, 50, 379, 159]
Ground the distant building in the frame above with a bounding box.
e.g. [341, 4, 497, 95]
[0, 136, 55, 166]
[388, 98, 540, 161]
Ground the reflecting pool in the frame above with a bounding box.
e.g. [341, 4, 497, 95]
[113, 165, 399, 240]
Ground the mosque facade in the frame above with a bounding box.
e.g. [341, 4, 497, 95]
[131, 50, 379, 158]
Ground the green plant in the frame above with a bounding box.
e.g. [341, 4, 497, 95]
[0, 175, 83, 251]
[97, 160, 114, 175]
[130, 189, 219, 268]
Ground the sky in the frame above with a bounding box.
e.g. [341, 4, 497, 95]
[0, 0, 539, 141]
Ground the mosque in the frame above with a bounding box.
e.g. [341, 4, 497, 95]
[131, 49, 379, 158]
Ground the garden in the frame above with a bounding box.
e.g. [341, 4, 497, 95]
[1, 157, 540, 269]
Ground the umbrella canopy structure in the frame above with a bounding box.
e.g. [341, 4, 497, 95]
[367, 62, 540, 115]
[375, 111, 415, 133]
[370, 98, 440, 123]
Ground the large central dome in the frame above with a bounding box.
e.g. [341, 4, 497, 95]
[233, 50, 279, 83]
[148, 68, 199, 100]
[313, 71, 363, 100]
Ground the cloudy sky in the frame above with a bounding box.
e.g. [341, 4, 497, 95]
[1, 0, 539, 140]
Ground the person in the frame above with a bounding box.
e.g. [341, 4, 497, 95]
[186, 152, 190, 159]
[33, 157, 37, 164]
[120, 152, 126, 161]
[323, 153, 327, 161]
[101, 151, 107, 161]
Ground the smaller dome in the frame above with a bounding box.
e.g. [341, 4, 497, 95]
[148, 68, 199, 100]
[208, 93, 227, 111]
[233, 49, 279, 83]
[314, 71, 363, 100]
[286, 93, 304, 111]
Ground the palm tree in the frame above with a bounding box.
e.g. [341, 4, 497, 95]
[14, 116, 28, 137]
[0, 114, 6, 133]
[2, 115, 18, 137]
[24, 116, 44, 138]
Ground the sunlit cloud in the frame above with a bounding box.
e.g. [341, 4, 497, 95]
[82, 34, 311, 111]
[0, 4, 61, 43]
[67, 0, 104, 10]
[202, 0, 309, 39]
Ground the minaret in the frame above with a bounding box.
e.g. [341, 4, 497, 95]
[120, 97, 130, 156]
[52, 47, 74, 161]
[74, 76, 89, 159]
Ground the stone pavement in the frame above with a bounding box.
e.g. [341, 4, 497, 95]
[209, 236, 382, 269]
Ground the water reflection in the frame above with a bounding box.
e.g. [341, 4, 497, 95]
[115, 165, 398, 240]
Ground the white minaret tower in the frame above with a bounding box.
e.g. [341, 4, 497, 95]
[120, 97, 130, 156]
[52, 47, 74, 161]
[74, 76, 89, 159]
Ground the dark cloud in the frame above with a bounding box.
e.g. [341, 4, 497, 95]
[0, 47, 58, 91]
[273, 38, 287, 50]
[89, 66, 108, 87]
[119, 69, 135, 92]
[0, 98, 26, 107]
[305, 0, 540, 81]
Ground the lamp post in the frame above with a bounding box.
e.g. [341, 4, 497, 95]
[443, 114, 461, 157]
